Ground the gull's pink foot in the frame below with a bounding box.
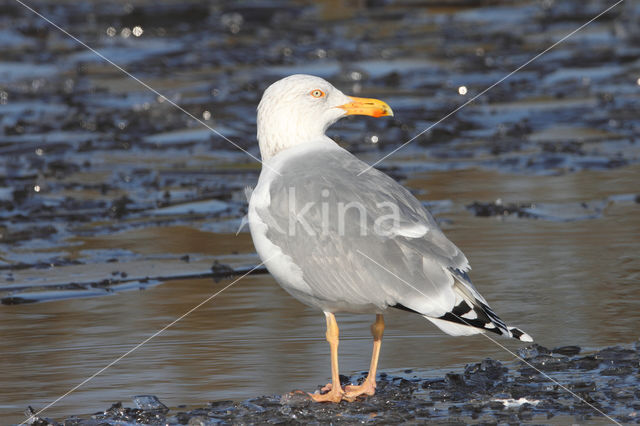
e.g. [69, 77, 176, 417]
[344, 379, 376, 399]
[309, 387, 347, 403]
[309, 382, 358, 403]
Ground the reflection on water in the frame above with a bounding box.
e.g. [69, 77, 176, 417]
[2, 165, 639, 423]
[1, 0, 639, 423]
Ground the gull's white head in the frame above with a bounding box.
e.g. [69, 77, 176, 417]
[257, 74, 393, 161]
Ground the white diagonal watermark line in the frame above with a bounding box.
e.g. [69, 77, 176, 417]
[358, 0, 626, 176]
[476, 331, 620, 426]
[21, 258, 271, 425]
[355, 249, 621, 425]
[13, 0, 280, 175]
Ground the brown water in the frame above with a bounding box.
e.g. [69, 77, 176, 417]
[1, 0, 640, 423]
[2, 165, 639, 423]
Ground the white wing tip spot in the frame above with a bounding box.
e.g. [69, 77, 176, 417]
[394, 223, 429, 238]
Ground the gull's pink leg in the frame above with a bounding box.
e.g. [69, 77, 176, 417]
[309, 313, 353, 402]
[344, 314, 384, 398]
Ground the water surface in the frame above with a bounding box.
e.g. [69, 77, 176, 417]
[1, 0, 639, 423]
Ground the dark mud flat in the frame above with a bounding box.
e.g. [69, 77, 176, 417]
[0, 260, 267, 305]
[1, 0, 639, 300]
[2, 0, 640, 423]
[32, 343, 640, 425]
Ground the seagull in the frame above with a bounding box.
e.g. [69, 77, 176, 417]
[248, 74, 532, 403]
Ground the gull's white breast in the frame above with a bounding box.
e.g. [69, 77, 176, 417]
[248, 139, 365, 311]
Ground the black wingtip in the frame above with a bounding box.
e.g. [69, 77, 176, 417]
[391, 303, 421, 314]
[509, 326, 533, 342]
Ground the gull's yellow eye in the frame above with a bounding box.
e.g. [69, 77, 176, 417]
[310, 89, 325, 98]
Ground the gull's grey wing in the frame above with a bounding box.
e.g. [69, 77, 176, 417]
[252, 141, 532, 341]
[255, 145, 473, 317]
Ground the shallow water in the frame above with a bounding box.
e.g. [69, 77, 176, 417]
[1, 0, 639, 423]
[3, 166, 639, 423]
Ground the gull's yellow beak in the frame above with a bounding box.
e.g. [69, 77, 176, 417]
[337, 96, 394, 118]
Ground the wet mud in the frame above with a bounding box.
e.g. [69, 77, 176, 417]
[1, 0, 639, 302]
[0, 261, 267, 305]
[2, 0, 640, 424]
[27, 343, 640, 425]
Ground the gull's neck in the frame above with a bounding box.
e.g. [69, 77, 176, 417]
[257, 103, 332, 162]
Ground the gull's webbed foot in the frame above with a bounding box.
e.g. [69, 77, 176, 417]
[344, 379, 376, 399]
[309, 382, 359, 403]
[309, 387, 350, 403]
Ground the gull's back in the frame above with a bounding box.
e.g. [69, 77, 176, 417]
[249, 139, 472, 316]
